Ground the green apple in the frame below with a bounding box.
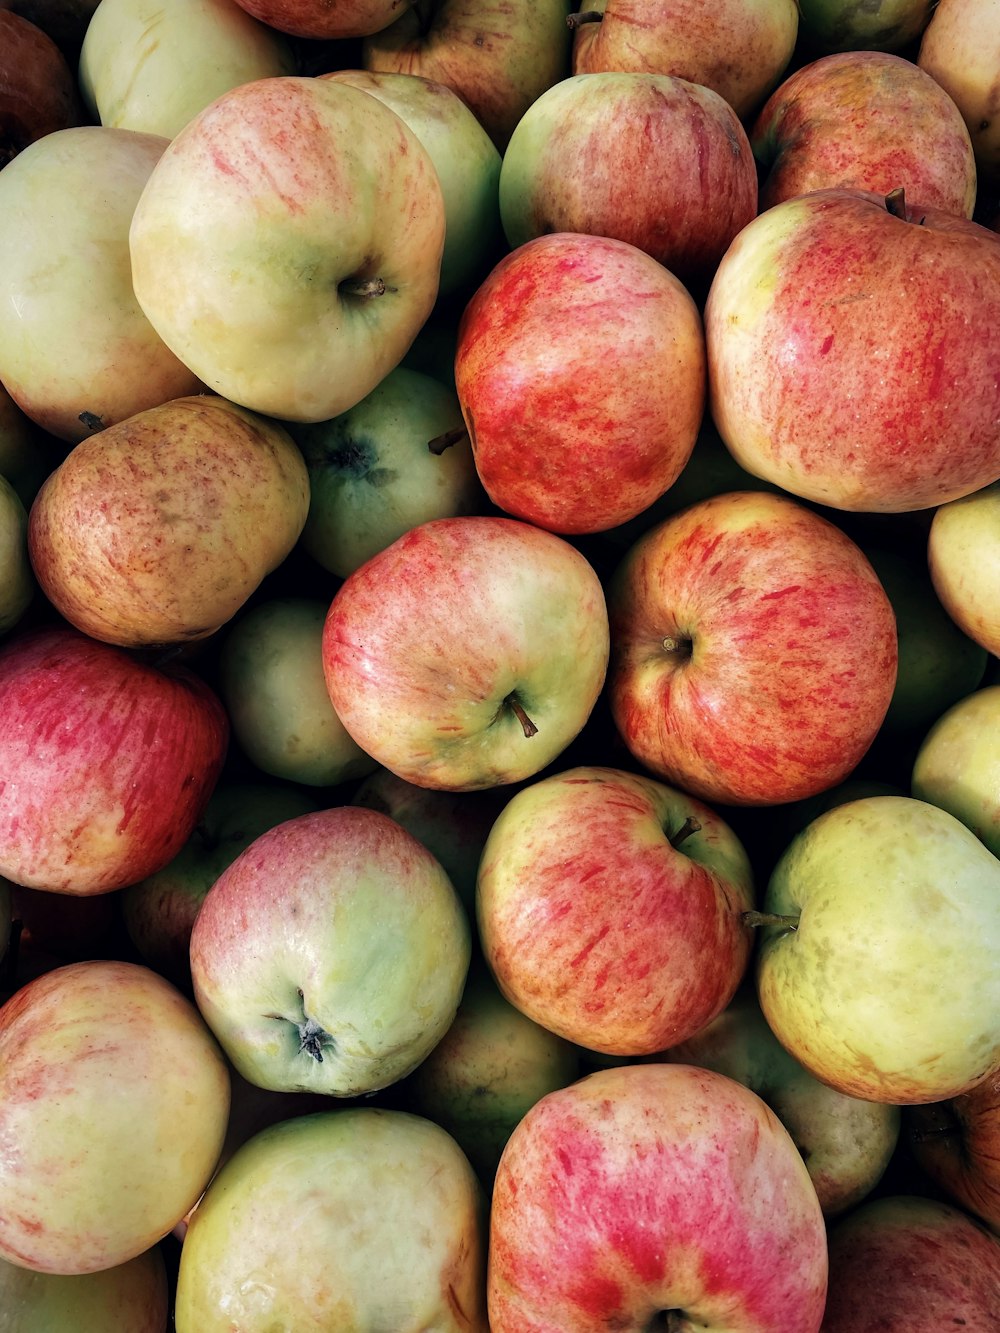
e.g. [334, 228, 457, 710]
[0, 1244, 168, 1330]
[219, 597, 378, 789]
[122, 779, 320, 989]
[663, 986, 900, 1216]
[756, 794, 1000, 1104]
[404, 963, 580, 1184]
[911, 684, 1000, 857]
[797, 0, 933, 52]
[79, 0, 295, 139]
[0, 474, 33, 634]
[321, 69, 503, 297]
[174, 1108, 488, 1331]
[927, 479, 1000, 658]
[286, 366, 485, 580]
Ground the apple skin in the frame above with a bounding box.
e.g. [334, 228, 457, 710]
[911, 684, 1000, 857]
[362, 0, 574, 151]
[571, 0, 799, 122]
[756, 794, 1000, 1104]
[129, 76, 446, 424]
[0, 0, 100, 64]
[218, 598, 377, 788]
[0, 474, 33, 634]
[607, 490, 897, 807]
[489, 1062, 827, 1332]
[454, 232, 705, 535]
[122, 779, 320, 990]
[79, 0, 296, 140]
[919, 0, 1000, 188]
[797, 0, 933, 54]
[0, 1244, 169, 1331]
[0, 9, 83, 167]
[28, 395, 310, 649]
[175, 1108, 489, 1332]
[321, 69, 503, 297]
[0, 625, 229, 895]
[927, 480, 1000, 657]
[662, 987, 900, 1217]
[322, 515, 610, 791]
[286, 365, 484, 580]
[404, 962, 581, 1185]
[752, 51, 977, 218]
[189, 805, 471, 1097]
[0, 126, 202, 445]
[0, 958, 231, 1275]
[821, 1194, 1000, 1331]
[498, 72, 757, 291]
[231, 0, 406, 38]
[705, 188, 1000, 513]
[906, 1067, 1000, 1232]
[476, 765, 756, 1056]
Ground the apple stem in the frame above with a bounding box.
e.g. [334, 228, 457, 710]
[567, 9, 604, 27]
[741, 910, 800, 931]
[884, 188, 907, 219]
[668, 815, 702, 849]
[340, 276, 387, 299]
[507, 694, 538, 738]
[428, 427, 468, 456]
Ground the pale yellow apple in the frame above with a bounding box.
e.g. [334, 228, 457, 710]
[928, 480, 1000, 657]
[919, 0, 1000, 185]
[912, 685, 1000, 858]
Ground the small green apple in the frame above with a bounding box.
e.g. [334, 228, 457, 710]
[0, 1244, 169, 1331]
[797, 0, 934, 52]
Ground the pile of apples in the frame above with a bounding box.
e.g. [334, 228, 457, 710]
[1, 0, 1000, 1327]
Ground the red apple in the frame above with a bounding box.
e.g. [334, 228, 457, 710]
[476, 765, 755, 1055]
[0, 626, 228, 895]
[607, 490, 897, 806]
[489, 1062, 828, 1331]
[0, 9, 82, 167]
[706, 187, 1000, 513]
[821, 1194, 1000, 1330]
[752, 51, 977, 217]
[906, 1068, 1000, 1233]
[322, 515, 610, 791]
[455, 232, 705, 534]
[230, 0, 404, 38]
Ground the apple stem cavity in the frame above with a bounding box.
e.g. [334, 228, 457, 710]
[428, 427, 468, 456]
[340, 276, 388, 300]
[741, 909, 801, 932]
[504, 693, 538, 738]
[668, 815, 702, 849]
[567, 9, 604, 27]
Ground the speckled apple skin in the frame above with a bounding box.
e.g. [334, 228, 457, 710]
[906, 1067, 1000, 1232]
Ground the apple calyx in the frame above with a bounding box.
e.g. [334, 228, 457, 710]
[668, 815, 702, 850]
[339, 276, 391, 300]
[741, 909, 800, 932]
[427, 427, 468, 456]
[567, 9, 604, 28]
[268, 988, 336, 1063]
[500, 692, 538, 738]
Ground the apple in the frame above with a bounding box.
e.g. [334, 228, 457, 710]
[175, 1107, 489, 1331]
[0, 125, 202, 444]
[927, 480, 1000, 657]
[662, 986, 900, 1216]
[752, 51, 977, 218]
[28, 394, 310, 649]
[705, 187, 1000, 513]
[755, 794, 1000, 1104]
[0, 9, 82, 167]
[906, 1067, 1000, 1232]
[129, 76, 446, 423]
[498, 71, 757, 291]
[865, 545, 987, 739]
[911, 684, 1000, 857]
[285, 365, 485, 580]
[189, 805, 471, 1097]
[821, 1194, 1000, 1330]
[404, 962, 581, 1184]
[0, 1244, 169, 1330]
[454, 232, 705, 535]
[0, 958, 230, 1275]
[0, 474, 33, 634]
[570, 0, 799, 122]
[489, 1062, 828, 1331]
[0, 0, 101, 64]
[476, 765, 755, 1056]
[121, 779, 320, 990]
[0, 625, 228, 895]
[919, 0, 1000, 188]
[362, 0, 574, 150]
[607, 489, 897, 806]
[351, 767, 506, 912]
[321, 69, 503, 297]
[322, 515, 610, 791]
[79, 0, 296, 140]
[218, 597, 377, 787]
[796, 0, 934, 54]
[231, 0, 407, 37]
